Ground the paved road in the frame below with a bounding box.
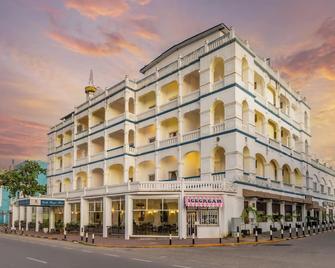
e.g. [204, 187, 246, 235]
[0, 232, 335, 268]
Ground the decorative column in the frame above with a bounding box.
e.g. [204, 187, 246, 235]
[266, 199, 273, 225]
[35, 207, 43, 232]
[26, 206, 32, 231]
[280, 202, 285, 225]
[11, 204, 18, 229]
[63, 202, 71, 228]
[292, 203, 297, 224]
[102, 196, 112, 238]
[80, 198, 89, 233]
[49, 208, 55, 231]
[124, 194, 132, 240]
[179, 191, 186, 239]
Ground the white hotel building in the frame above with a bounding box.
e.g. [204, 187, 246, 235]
[18, 24, 335, 239]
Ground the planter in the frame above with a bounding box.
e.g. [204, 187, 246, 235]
[43, 228, 48, 233]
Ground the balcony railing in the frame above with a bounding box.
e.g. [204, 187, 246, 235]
[182, 90, 200, 104]
[107, 145, 124, 158]
[137, 107, 155, 121]
[182, 129, 200, 142]
[90, 152, 105, 162]
[159, 136, 178, 148]
[181, 47, 205, 66]
[269, 138, 280, 149]
[158, 60, 178, 77]
[212, 122, 225, 134]
[160, 98, 178, 113]
[107, 113, 125, 127]
[212, 80, 225, 91]
[76, 156, 88, 166]
[137, 142, 155, 154]
[212, 172, 225, 181]
[208, 33, 230, 51]
[76, 129, 88, 139]
[90, 122, 105, 132]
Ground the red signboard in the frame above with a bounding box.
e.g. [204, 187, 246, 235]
[184, 196, 224, 208]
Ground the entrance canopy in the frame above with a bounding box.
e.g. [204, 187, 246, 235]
[17, 197, 65, 207]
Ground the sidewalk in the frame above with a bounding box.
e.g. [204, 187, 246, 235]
[2, 227, 334, 248]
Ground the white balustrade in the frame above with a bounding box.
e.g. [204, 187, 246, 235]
[158, 61, 178, 77]
[137, 73, 156, 89]
[137, 143, 155, 154]
[76, 129, 88, 139]
[182, 90, 200, 104]
[182, 129, 200, 142]
[181, 47, 205, 66]
[90, 122, 105, 133]
[160, 98, 178, 113]
[76, 156, 88, 166]
[90, 152, 105, 162]
[159, 136, 178, 147]
[137, 108, 155, 121]
[212, 80, 225, 91]
[208, 34, 230, 51]
[107, 113, 125, 126]
[107, 146, 124, 158]
[212, 123, 225, 134]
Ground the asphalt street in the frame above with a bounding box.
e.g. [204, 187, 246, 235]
[0, 232, 335, 268]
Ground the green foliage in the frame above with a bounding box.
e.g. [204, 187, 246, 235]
[0, 160, 46, 198]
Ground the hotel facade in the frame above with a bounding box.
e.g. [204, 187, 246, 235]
[12, 24, 335, 239]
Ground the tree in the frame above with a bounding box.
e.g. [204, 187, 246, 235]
[0, 160, 46, 198]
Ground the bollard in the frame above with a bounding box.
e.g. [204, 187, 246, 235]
[169, 233, 172, 245]
[192, 233, 195, 245]
[21, 228, 24, 235]
[317, 224, 320, 233]
[236, 226, 240, 243]
[255, 229, 258, 242]
[302, 223, 305, 237]
[80, 231, 83, 241]
[92, 233, 95, 244]
[296, 226, 299, 238]
[289, 225, 292, 239]
[270, 225, 273, 241]
[219, 237, 222, 244]
[313, 225, 315, 235]
[64, 230, 67, 240]
[85, 232, 88, 243]
[281, 227, 284, 239]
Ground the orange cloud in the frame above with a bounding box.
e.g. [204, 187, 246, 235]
[276, 17, 335, 83]
[137, 0, 151, 5]
[0, 115, 48, 168]
[65, 0, 129, 19]
[135, 28, 159, 41]
[48, 30, 145, 58]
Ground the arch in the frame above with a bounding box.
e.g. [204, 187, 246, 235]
[128, 129, 135, 146]
[213, 146, 225, 172]
[267, 87, 276, 106]
[211, 57, 224, 83]
[160, 155, 178, 180]
[63, 178, 71, 192]
[241, 57, 249, 84]
[212, 100, 225, 125]
[137, 161, 155, 182]
[183, 151, 200, 178]
[128, 97, 135, 114]
[269, 160, 279, 181]
[107, 164, 124, 185]
[75, 171, 87, 190]
[54, 180, 62, 193]
[243, 146, 250, 173]
[91, 168, 104, 188]
[160, 80, 179, 104]
[242, 100, 249, 126]
[282, 164, 291, 184]
[294, 168, 303, 187]
[255, 153, 266, 178]
[128, 166, 134, 182]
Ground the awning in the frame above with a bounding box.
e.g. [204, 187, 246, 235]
[243, 189, 310, 204]
[17, 197, 65, 207]
[185, 196, 224, 208]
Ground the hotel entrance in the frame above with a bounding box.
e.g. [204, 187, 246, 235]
[186, 211, 197, 237]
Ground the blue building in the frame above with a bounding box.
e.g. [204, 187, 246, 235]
[0, 160, 47, 225]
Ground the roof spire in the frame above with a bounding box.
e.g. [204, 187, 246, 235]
[85, 69, 97, 95]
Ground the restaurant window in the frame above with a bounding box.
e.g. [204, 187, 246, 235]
[296, 205, 302, 222]
[272, 202, 281, 221]
[198, 209, 219, 225]
[71, 203, 80, 224]
[88, 199, 103, 225]
[256, 201, 267, 222]
[133, 198, 178, 235]
[285, 204, 293, 222]
[110, 199, 125, 234]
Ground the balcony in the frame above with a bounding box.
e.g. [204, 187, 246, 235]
[159, 136, 178, 148]
[255, 131, 267, 144]
[267, 102, 278, 115]
[76, 129, 88, 140]
[281, 144, 292, 155]
[212, 80, 225, 91]
[269, 138, 280, 149]
[107, 113, 125, 127]
[90, 122, 105, 133]
[212, 172, 225, 181]
[90, 151, 105, 162]
[182, 90, 200, 104]
[137, 108, 155, 121]
[160, 98, 178, 113]
[107, 145, 124, 158]
[182, 129, 200, 142]
[76, 156, 88, 166]
[212, 123, 225, 134]
[137, 142, 155, 154]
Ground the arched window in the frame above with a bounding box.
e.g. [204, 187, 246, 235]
[294, 168, 303, 187]
[75, 172, 87, 190]
[282, 164, 291, 184]
[304, 111, 308, 130]
[255, 154, 266, 178]
[212, 100, 225, 125]
[242, 57, 249, 85]
[242, 100, 249, 126]
[211, 57, 225, 83]
[183, 151, 200, 178]
[128, 97, 135, 114]
[213, 146, 225, 172]
[91, 168, 104, 188]
[269, 160, 278, 181]
[107, 164, 124, 184]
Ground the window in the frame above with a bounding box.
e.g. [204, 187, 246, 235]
[169, 131, 177, 138]
[313, 182, 317, 192]
[70, 203, 80, 224]
[149, 137, 156, 143]
[198, 209, 219, 225]
[111, 199, 125, 234]
[168, 170, 177, 180]
[321, 185, 325, 194]
[88, 200, 103, 225]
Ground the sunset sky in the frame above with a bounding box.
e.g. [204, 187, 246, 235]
[0, 0, 334, 168]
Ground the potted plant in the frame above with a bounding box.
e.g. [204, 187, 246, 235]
[42, 219, 49, 233]
[240, 206, 259, 236]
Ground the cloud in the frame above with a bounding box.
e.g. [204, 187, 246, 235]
[137, 0, 151, 5]
[65, 0, 129, 19]
[0, 115, 48, 168]
[48, 30, 145, 57]
[276, 17, 335, 83]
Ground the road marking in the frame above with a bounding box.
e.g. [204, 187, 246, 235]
[81, 249, 92, 253]
[103, 253, 120, 257]
[172, 265, 191, 268]
[26, 257, 48, 264]
[131, 258, 152, 263]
